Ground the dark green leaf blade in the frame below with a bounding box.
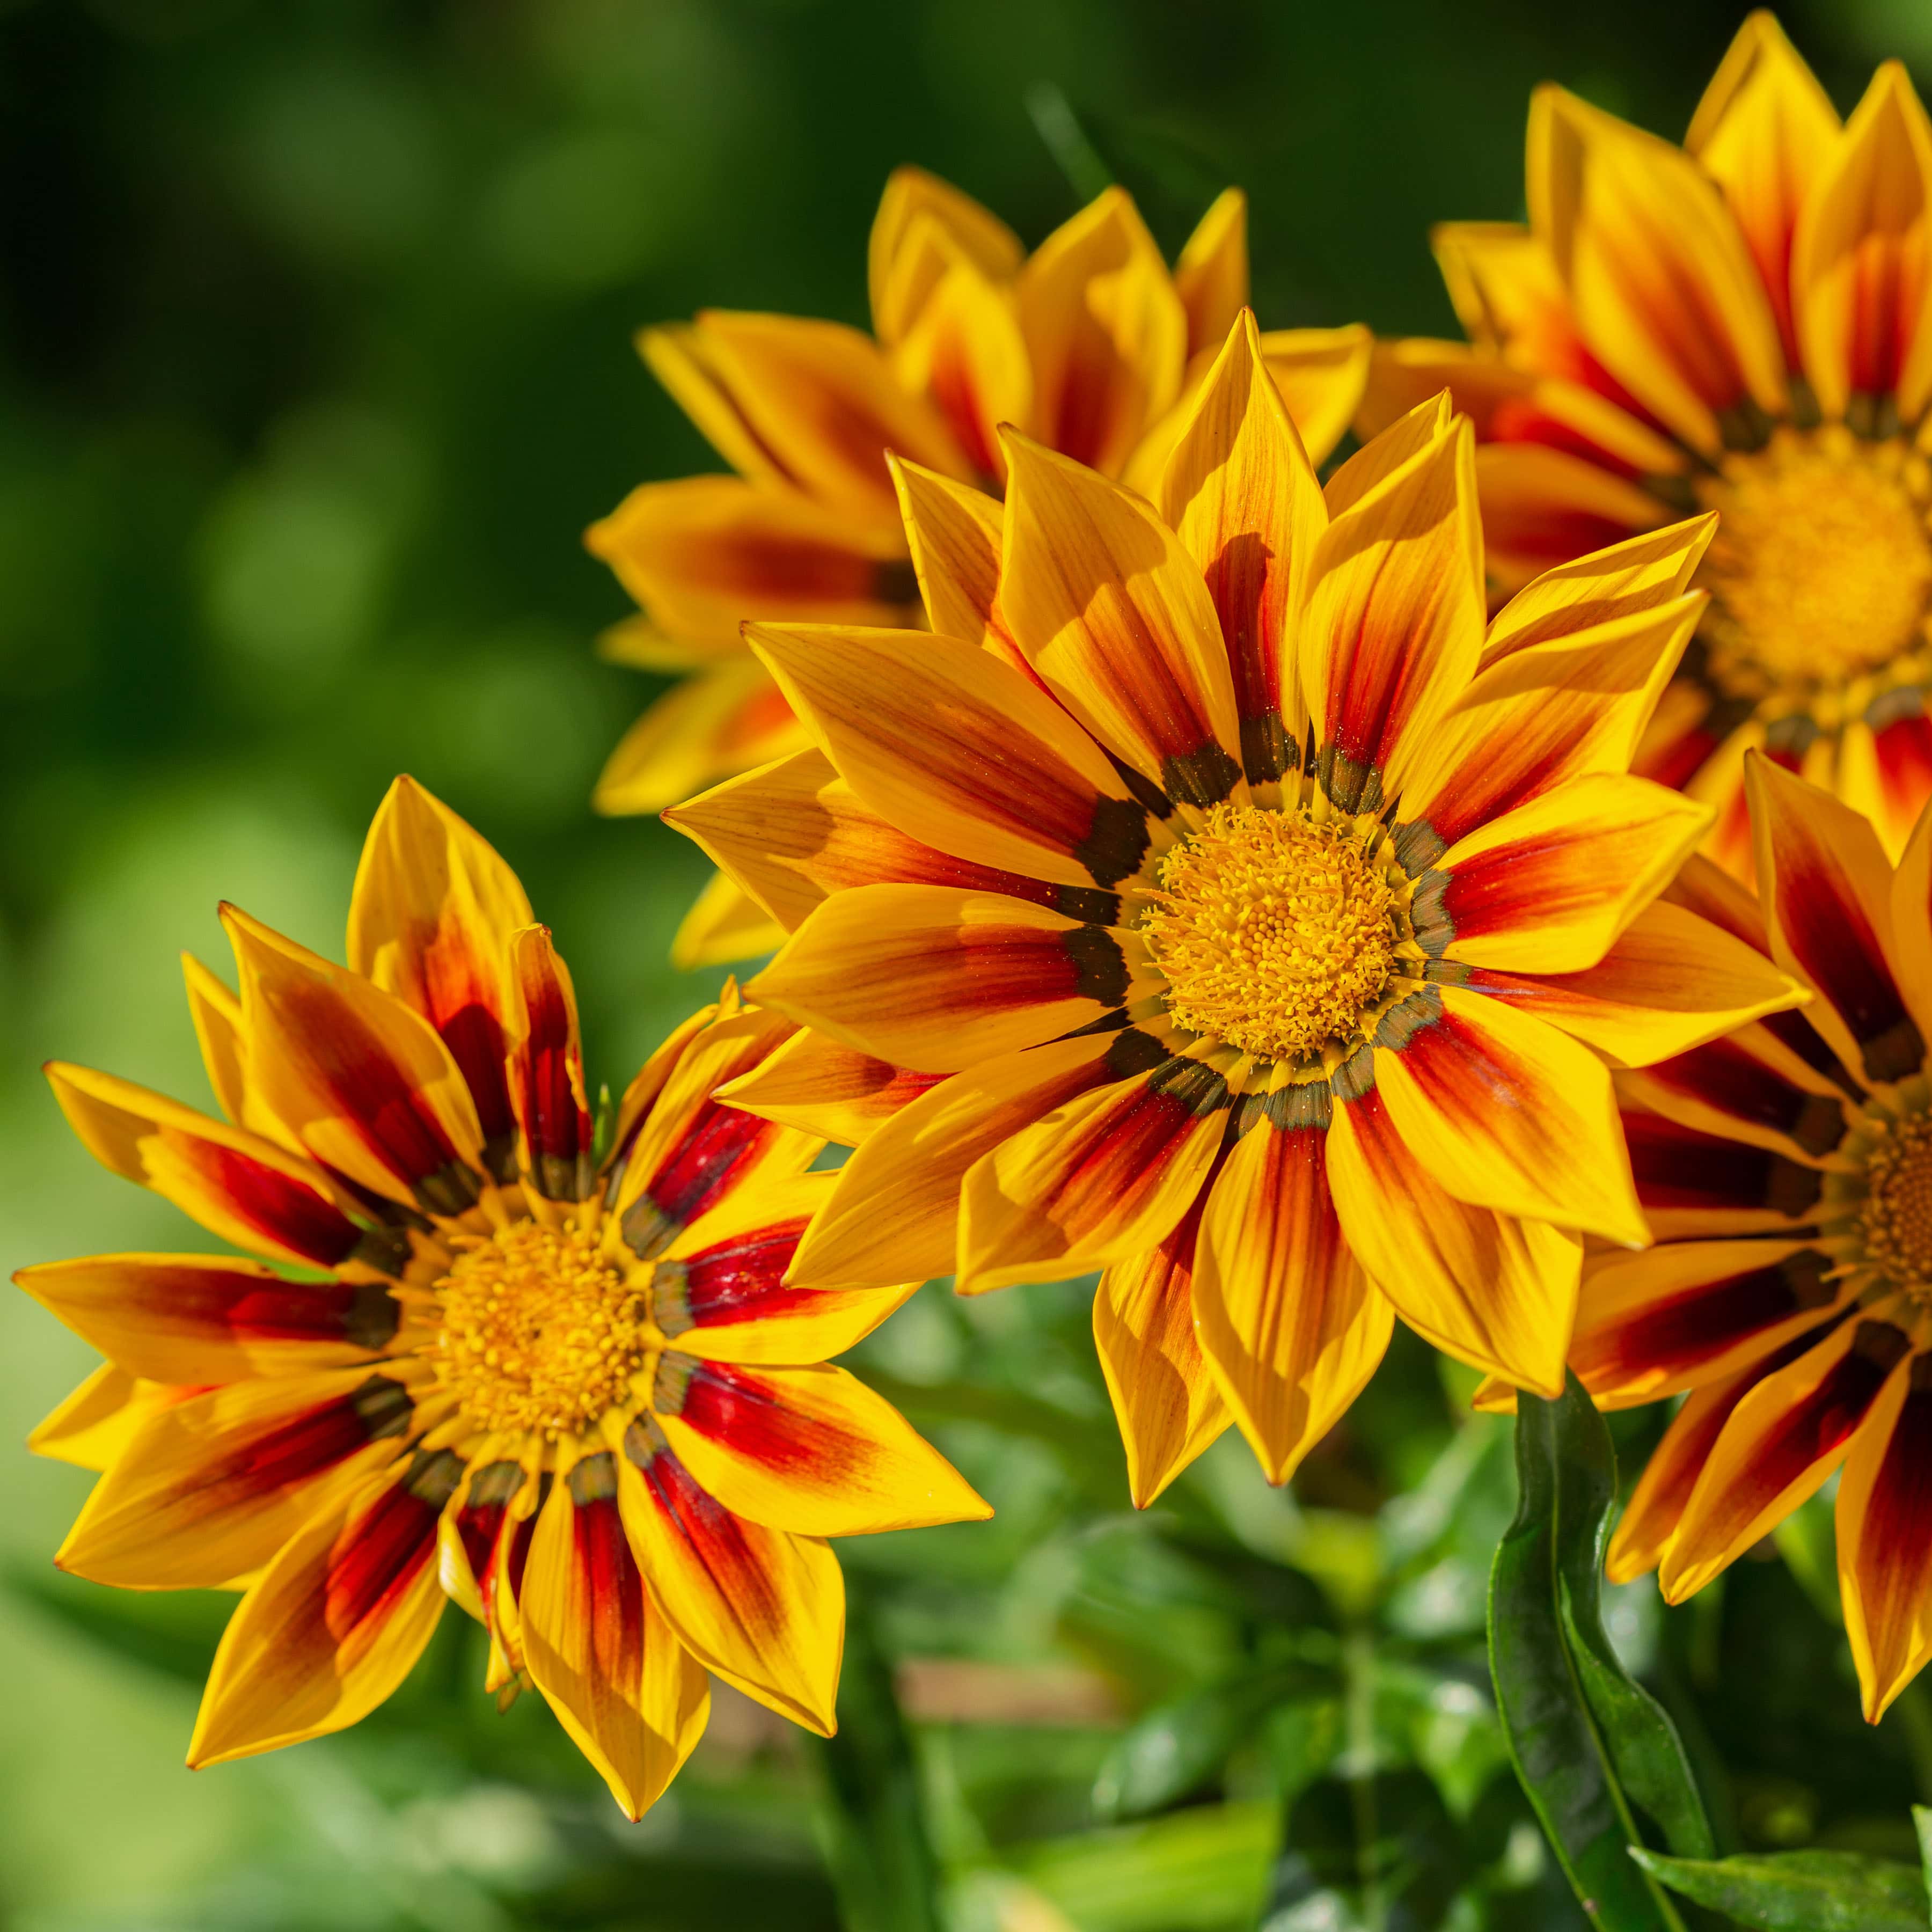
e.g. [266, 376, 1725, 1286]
[1488, 1374, 1711, 1929]
[1630, 1848, 1930, 1931]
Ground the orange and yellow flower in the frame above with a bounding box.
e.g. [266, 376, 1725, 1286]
[16, 778, 985, 1816]
[666, 312, 1801, 1505]
[1363, 13, 1932, 875]
[1569, 753, 1932, 1722]
[587, 166, 1371, 965]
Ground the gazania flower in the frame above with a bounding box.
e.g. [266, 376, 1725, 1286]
[16, 778, 984, 1816]
[587, 166, 1371, 965]
[1570, 753, 1932, 1722]
[665, 313, 1800, 1505]
[1362, 12, 1932, 874]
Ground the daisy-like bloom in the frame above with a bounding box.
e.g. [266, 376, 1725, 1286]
[665, 312, 1801, 1505]
[16, 778, 984, 1817]
[587, 166, 1372, 965]
[1569, 753, 1932, 1722]
[1363, 12, 1932, 874]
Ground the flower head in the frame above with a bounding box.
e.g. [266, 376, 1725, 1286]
[1568, 752, 1932, 1722]
[17, 778, 985, 1817]
[586, 167, 1371, 964]
[1363, 13, 1932, 873]
[668, 313, 1801, 1504]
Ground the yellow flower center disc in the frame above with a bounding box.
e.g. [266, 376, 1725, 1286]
[1695, 426, 1932, 700]
[1140, 802, 1397, 1064]
[1860, 1111, 1932, 1298]
[435, 1219, 645, 1439]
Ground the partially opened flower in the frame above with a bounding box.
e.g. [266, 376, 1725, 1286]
[1570, 753, 1932, 1722]
[16, 778, 984, 1816]
[667, 312, 1801, 1505]
[587, 166, 1371, 965]
[1364, 12, 1932, 873]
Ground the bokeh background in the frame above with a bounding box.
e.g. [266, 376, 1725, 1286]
[3, 2, 1928, 1927]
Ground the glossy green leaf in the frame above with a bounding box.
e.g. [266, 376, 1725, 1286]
[1631, 1847, 1930, 1930]
[1489, 1373, 1713, 1929]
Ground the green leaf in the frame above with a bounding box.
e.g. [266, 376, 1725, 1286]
[1630, 1848, 1930, 1930]
[1918, 1806, 1932, 1916]
[1489, 1373, 1714, 1929]
[808, 1585, 944, 1932]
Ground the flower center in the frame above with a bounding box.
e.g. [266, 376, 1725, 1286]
[1140, 802, 1399, 1064]
[435, 1219, 646, 1439]
[1860, 1111, 1932, 1299]
[1694, 426, 1932, 701]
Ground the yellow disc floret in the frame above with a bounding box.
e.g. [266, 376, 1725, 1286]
[1861, 1111, 1932, 1299]
[1696, 425, 1932, 700]
[435, 1219, 645, 1439]
[1140, 802, 1398, 1065]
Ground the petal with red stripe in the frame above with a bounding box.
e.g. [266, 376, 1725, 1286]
[56, 1370, 418, 1590]
[17, 1253, 397, 1386]
[187, 1453, 456, 1766]
[506, 926, 594, 1202]
[652, 1355, 990, 1537]
[348, 777, 531, 1180]
[619, 1418, 843, 1735]
[515, 1452, 711, 1819]
[223, 906, 486, 1217]
[714, 1026, 945, 1148]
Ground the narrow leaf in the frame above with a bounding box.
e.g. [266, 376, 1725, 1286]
[1631, 1848, 1930, 1931]
[1489, 1373, 1713, 1928]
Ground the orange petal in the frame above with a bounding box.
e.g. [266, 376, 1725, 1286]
[745, 622, 1152, 891]
[1192, 1118, 1392, 1484]
[1662, 1312, 1907, 1601]
[785, 1032, 1128, 1288]
[655, 1169, 915, 1365]
[1529, 84, 1788, 453]
[889, 455, 1007, 648]
[1571, 1238, 1846, 1409]
[1093, 1199, 1229, 1509]
[652, 1354, 990, 1535]
[869, 166, 1023, 347]
[506, 926, 594, 1201]
[1302, 400, 1484, 811]
[188, 1457, 454, 1766]
[1374, 983, 1645, 1246]
[587, 474, 917, 646]
[1018, 186, 1189, 476]
[595, 656, 813, 818]
[1463, 897, 1805, 1070]
[1472, 441, 1672, 596]
[749, 884, 1130, 1075]
[715, 1028, 945, 1148]
[1838, 1353, 1932, 1720]
[56, 1369, 418, 1590]
[619, 1419, 843, 1735]
[1747, 752, 1921, 1085]
[1791, 62, 1932, 421]
[1616, 1020, 1847, 1165]
[1174, 189, 1249, 362]
[888, 253, 1031, 481]
[348, 777, 532, 1178]
[999, 429, 1242, 804]
[518, 1452, 710, 1819]
[1158, 310, 1324, 786]
[44, 1063, 382, 1272]
[222, 905, 486, 1216]
[957, 1055, 1227, 1293]
[1326, 1087, 1580, 1396]
[17, 1253, 397, 1386]
[665, 311, 970, 520]
[1686, 11, 1840, 364]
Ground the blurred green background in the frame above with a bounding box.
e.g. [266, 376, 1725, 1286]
[3, 2, 1929, 1927]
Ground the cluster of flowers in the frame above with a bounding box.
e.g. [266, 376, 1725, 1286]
[23, 13, 1932, 1818]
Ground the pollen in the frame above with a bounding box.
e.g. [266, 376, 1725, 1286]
[1860, 1112, 1932, 1298]
[1696, 426, 1932, 700]
[1140, 803, 1398, 1065]
[434, 1218, 646, 1440]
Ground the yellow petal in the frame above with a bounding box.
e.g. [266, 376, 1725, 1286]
[1173, 188, 1249, 361]
[715, 1026, 943, 1148]
[1192, 1118, 1392, 1484]
[669, 871, 787, 972]
[889, 453, 1007, 649]
[1259, 324, 1372, 467]
[28, 1365, 175, 1472]
[869, 166, 1023, 347]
